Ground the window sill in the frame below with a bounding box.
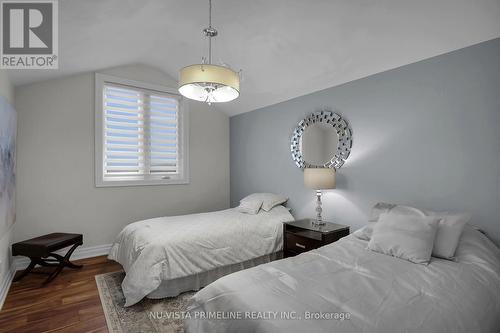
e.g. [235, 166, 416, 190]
[95, 178, 190, 187]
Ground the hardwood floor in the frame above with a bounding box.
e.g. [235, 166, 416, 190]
[0, 256, 122, 333]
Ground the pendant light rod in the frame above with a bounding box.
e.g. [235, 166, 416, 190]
[208, 0, 212, 28]
[203, 0, 217, 64]
[208, 0, 212, 64]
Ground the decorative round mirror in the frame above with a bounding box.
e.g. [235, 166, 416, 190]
[290, 110, 352, 169]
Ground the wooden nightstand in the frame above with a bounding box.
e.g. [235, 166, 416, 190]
[283, 219, 350, 257]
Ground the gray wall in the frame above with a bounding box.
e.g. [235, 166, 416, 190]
[230, 38, 500, 245]
[15, 64, 230, 247]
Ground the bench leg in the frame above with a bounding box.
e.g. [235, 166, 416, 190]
[43, 242, 83, 284]
[13, 260, 36, 282]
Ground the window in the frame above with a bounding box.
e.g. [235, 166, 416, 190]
[95, 74, 188, 186]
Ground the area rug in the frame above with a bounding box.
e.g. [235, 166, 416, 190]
[95, 271, 195, 333]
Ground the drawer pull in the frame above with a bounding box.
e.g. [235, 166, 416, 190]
[295, 243, 306, 249]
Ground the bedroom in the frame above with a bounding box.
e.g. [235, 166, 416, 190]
[0, 0, 499, 332]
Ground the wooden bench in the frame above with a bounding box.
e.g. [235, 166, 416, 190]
[12, 233, 83, 284]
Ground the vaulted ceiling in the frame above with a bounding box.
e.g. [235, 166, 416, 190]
[7, 0, 500, 116]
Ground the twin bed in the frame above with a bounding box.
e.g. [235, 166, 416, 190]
[108, 204, 293, 306]
[185, 224, 500, 332]
[109, 197, 500, 332]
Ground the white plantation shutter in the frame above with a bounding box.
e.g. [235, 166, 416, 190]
[95, 74, 188, 186]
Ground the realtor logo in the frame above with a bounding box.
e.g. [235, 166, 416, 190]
[1, 0, 58, 69]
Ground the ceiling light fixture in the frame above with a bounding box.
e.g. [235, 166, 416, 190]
[178, 0, 240, 105]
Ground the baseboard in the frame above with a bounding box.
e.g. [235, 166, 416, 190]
[0, 263, 16, 310]
[13, 243, 112, 271]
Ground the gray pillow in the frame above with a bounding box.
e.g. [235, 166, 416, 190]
[369, 202, 426, 222]
[240, 193, 288, 212]
[236, 198, 263, 215]
[352, 225, 374, 241]
[368, 202, 397, 222]
[367, 213, 440, 264]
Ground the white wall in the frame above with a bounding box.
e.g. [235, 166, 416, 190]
[0, 72, 14, 102]
[14, 64, 229, 247]
[0, 70, 15, 306]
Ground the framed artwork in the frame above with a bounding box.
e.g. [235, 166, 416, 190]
[0, 95, 16, 238]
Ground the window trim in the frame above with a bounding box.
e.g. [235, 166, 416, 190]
[95, 73, 189, 187]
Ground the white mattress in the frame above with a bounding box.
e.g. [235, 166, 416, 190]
[108, 206, 294, 306]
[185, 225, 500, 333]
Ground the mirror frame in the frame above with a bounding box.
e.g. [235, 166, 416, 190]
[290, 110, 352, 169]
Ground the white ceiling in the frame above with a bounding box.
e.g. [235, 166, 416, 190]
[7, 0, 500, 116]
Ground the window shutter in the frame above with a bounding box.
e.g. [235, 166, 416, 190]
[102, 83, 180, 181]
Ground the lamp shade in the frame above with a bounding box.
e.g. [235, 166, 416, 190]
[304, 168, 336, 190]
[179, 64, 240, 103]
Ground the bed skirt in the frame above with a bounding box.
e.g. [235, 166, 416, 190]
[146, 251, 283, 300]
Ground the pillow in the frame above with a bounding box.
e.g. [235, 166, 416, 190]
[367, 213, 440, 264]
[424, 209, 449, 216]
[368, 202, 396, 222]
[432, 214, 470, 259]
[368, 202, 426, 222]
[352, 225, 374, 241]
[241, 193, 288, 212]
[236, 197, 263, 215]
[368, 202, 470, 260]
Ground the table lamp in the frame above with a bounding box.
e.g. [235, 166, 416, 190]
[304, 168, 336, 225]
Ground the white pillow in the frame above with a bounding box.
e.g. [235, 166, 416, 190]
[236, 197, 263, 215]
[432, 214, 470, 259]
[368, 202, 469, 260]
[368, 202, 396, 222]
[369, 202, 426, 222]
[241, 193, 288, 212]
[352, 225, 374, 241]
[367, 213, 440, 264]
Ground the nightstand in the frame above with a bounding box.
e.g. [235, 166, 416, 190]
[283, 219, 350, 257]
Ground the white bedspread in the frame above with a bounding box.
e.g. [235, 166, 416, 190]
[185, 225, 500, 333]
[108, 206, 293, 306]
